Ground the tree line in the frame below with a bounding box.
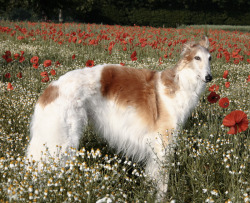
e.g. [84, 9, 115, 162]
[1, 0, 250, 26]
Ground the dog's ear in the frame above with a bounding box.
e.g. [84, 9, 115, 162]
[181, 41, 196, 56]
[199, 36, 209, 49]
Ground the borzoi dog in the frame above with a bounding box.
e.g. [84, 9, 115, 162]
[26, 36, 212, 200]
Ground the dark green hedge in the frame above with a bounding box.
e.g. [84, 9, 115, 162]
[2, 6, 250, 27]
[88, 7, 250, 27]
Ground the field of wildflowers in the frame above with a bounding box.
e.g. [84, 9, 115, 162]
[0, 21, 249, 202]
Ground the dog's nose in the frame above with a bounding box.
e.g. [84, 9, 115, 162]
[205, 74, 212, 83]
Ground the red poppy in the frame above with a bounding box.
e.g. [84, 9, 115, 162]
[159, 57, 163, 65]
[18, 36, 24, 40]
[6, 58, 13, 63]
[11, 31, 16, 36]
[225, 82, 230, 88]
[50, 69, 56, 76]
[85, 60, 94, 67]
[131, 51, 137, 61]
[17, 72, 22, 78]
[30, 56, 39, 64]
[225, 54, 230, 62]
[222, 110, 248, 134]
[232, 48, 241, 57]
[55, 61, 61, 67]
[247, 75, 250, 82]
[2, 54, 8, 61]
[131, 56, 137, 61]
[32, 63, 38, 69]
[209, 84, 219, 92]
[7, 82, 14, 90]
[207, 91, 220, 103]
[219, 97, 229, 108]
[5, 73, 11, 79]
[120, 63, 125, 66]
[2, 52, 12, 63]
[217, 52, 222, 58]
[72, 37, 77, 43]
[40, 71, 48, 77]
[5, 51, 11, 57]
[41, 76, 50, 83]
[247, 59, 250, 64]
[233, 59, 239, 64]
[108, 44, 114, 53]
[43, 60, 52, 67]
[223, 70, 229, 79]
[14, 53, 20, 59]
[19, 56, 25, 63]
[72, 54, 76, 60]
[20, 51, 24, 56]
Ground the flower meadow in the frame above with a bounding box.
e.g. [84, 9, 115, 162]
[0, 21, 249, 202]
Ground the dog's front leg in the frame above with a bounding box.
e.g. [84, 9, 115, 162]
[145, 139, 174, 202]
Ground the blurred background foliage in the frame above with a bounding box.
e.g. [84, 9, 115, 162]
[0, 0, 250, 27]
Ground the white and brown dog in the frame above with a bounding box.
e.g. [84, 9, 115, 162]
[27, 36, 212, 200]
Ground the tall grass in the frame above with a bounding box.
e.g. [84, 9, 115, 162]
[0, 21, 249, 202]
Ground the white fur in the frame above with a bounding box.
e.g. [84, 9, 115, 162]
[26, 38, 211, 201]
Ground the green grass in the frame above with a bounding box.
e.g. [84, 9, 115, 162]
[178, 24, 250, 32]
[0, 21, 249, 202]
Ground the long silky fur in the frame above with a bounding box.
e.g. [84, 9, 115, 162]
[26, 36, 212, 201]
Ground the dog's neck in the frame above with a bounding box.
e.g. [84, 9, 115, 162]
[160, 67, 206, 126]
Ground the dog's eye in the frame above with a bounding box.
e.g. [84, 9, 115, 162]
[194, 56, 201, 60]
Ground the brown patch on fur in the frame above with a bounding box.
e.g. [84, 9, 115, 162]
[101, 65, 159, 127]
[161, 67, 179, 95]
[38, 85, 59, 107]
[184, 47, 198, 62]
[174, 44, 200, 72]
[182, 39, 209, 63]
[155, 99, 175, 142]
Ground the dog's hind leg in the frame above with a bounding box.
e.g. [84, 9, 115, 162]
[61, 103, 88, 162]
[26, 100, 88, 167]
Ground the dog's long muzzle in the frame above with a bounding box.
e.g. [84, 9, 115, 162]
[205, 74, 212, 83]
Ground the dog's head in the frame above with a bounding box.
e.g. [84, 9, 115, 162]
[180, 36, 212, 84]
